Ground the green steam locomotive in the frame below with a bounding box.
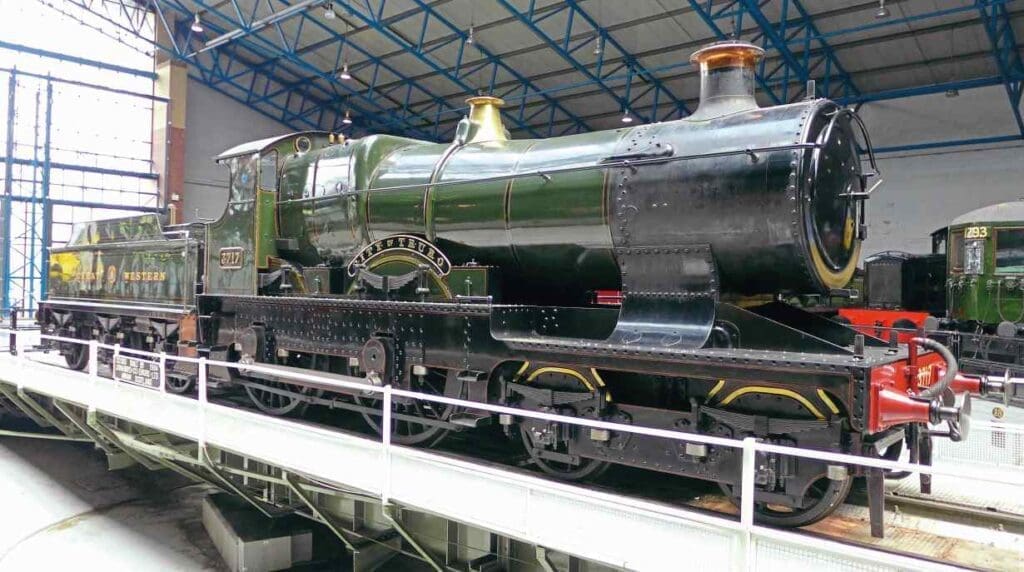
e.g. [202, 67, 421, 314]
[37, 41, 989, 530]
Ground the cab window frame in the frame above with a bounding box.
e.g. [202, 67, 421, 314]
[994, 226, 1024, 274]
[949, 230, 964, 273]
[259, 150, 279, 192]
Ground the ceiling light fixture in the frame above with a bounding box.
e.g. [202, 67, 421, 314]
[339, 61, 351, 80]
[342, 110, 353, 124]
[621, 109, 633, 123]
[191, 13, 204, 33]
[324, 2, 336, 19]
[875, 0, 890, 19]
[593, 35, 603, 56]
[466, 25, 475, 45]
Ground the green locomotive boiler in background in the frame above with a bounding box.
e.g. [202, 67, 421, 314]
[945, 201, 1024, 327]
[927, 200, 1024, 378]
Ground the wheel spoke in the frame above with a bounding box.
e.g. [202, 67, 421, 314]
[358, 369, 456, 447]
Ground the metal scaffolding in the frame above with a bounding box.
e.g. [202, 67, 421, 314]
[56, 1, 1024, 151]
[0, 2, 163, 316]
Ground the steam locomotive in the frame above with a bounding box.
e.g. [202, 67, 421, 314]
[37, 41, 1000, 531]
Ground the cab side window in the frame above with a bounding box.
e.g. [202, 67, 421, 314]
[260, 151, 278, 191]
[996, 229, 1024, 274]
[949, 231, 963, 272]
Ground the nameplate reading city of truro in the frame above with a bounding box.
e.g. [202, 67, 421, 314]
[113, 355, 161, 390]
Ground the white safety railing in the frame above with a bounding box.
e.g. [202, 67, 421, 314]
[3, 328, 1024, 570]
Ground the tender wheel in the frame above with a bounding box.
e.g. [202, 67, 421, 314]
[63, 342, 89, 371]
[245, 381, 316, 416]
[165, 374, 194, 395]
[60, 328, 90, 371]
[359, 367, 456, 447]
[719, 475, 852, 527]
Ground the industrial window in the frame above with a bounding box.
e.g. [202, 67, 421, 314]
[0, 2, 156, 313]
[995, 228, 1024, 274]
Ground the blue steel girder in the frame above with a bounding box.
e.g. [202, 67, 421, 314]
[336, 0, 591, 137]
[976, 0, 1024, 136]
[689, 0, 859, 102]
[244, 0, 484, 140]
[166, 0, 443, 138]
[243, 0, 580, 138]
[70, 0, 426, 138]
[496, 0, 691, 123]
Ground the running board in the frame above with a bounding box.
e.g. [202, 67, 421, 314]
[235, 361, 373, 394]
[449, 412, 493, 428]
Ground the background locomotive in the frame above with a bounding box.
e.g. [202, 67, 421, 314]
[838, 201, 1024, 404]
[37, 41, 989, 531]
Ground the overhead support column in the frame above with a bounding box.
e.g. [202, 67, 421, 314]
[152, 17, 187, 224]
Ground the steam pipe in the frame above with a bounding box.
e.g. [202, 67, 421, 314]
[911, 337, 957, 400]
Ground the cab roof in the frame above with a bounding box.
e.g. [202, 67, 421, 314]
[215, 131, 328, 162]
[951, 200, 1024, 226]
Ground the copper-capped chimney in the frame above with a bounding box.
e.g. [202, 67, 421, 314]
[688, 40, 765, 120]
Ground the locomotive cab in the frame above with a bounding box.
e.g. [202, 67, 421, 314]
[205, 132, 335, 296]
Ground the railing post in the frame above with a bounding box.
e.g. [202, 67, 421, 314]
[197, 357, 207, 462]
[87, 340, 98, 383]
[382, 384, 392, 504]
[740, 436, 757, 570]
[158, 351, 167, 394]
[740, 437, 757, 527]
[198, 357, 208, 404]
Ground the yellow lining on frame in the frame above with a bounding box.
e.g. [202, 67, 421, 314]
[816, 389, 841, 415]
[708, 379, 725, 398]
[719, 387, 825, 420]
[515, 361, 531, 378]
[526, 367, 596, 391]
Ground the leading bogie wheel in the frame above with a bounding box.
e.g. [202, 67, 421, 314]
[518, 425, 611, 481]
[718, 474, 852, 527]
[515, 367, 611, 481]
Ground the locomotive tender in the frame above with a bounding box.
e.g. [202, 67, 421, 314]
[38, 42, 998, 529]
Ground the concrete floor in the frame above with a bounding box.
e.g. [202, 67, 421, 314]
[0, 417, 225, 571]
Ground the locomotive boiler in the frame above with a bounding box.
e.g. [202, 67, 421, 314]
[272, 42, 869, 307]
[38, 41, 999, 533]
